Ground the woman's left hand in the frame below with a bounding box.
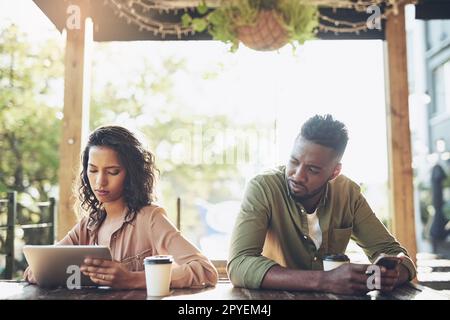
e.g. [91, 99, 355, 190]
[80, 258, 137, 289]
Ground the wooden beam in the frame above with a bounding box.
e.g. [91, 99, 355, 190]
[145, 0, 221, 8]
[385, 3, 417, 264]
[57, 1, 92, 240]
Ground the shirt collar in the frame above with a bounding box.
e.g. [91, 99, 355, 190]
[87, 206, 136, 232]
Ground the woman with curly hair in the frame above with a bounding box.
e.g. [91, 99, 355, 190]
[25, 126, 218, 289]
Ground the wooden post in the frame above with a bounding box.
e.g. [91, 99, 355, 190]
[385, 3, 417, 264]
[57, 1, 92, 240]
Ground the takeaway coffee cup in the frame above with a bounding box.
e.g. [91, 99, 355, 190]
[322, 254, 350, 271]
[144, 255, 173, 296]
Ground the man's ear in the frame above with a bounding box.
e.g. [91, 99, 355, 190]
[330, 163, 342, 180]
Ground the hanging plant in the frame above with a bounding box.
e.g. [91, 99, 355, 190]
[182, 0, 319, 52]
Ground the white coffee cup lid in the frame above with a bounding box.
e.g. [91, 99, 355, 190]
[143, 255, 173, 265]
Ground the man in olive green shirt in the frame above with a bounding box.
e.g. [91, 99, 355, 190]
[228, 114, 416, 295]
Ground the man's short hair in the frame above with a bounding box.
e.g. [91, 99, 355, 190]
[297, 114, 349, 157]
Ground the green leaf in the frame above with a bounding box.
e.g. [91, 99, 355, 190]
[207, 10, 224, 25]
[181, 13, 192, 27]
[192, 18, 208, 32]
[197, 1, 209, 15]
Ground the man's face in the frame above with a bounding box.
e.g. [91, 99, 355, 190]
[286, 138, 341, 201]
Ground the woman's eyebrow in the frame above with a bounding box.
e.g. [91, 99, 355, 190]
[88, 163, 121, 169]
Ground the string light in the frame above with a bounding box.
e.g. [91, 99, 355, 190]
[107, 0, 417, 38]
[108, 0, 198, 39]
[314, 0, 417, 34]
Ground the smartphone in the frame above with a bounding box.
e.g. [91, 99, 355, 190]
[373, 254, 402, 270]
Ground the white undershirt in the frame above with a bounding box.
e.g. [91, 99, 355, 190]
[306, 210, 322, 250]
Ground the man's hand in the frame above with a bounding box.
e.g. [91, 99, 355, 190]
[321, 263, 372, 295]
[377, 266, 400, 292]
[81, 258, 141, 289]
[378, 260, 410, 292]
[261, 260, 411, 295]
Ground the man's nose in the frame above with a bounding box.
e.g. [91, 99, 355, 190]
[293, 165, 307, 183]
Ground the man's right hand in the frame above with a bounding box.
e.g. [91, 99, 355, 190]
[23, 267, 37, 284]
[321, 263, 371, 295]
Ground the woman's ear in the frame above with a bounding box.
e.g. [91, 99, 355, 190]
[330, 163, 342, 180]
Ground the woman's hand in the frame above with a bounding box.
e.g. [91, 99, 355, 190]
[80, 258, 142, 289]
[23, 266, 37, 284]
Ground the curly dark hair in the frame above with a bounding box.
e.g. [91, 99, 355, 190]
[78, 126, 158, 224]
[298, 114, 349, 157]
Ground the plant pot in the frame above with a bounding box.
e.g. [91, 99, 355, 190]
[236, 10, 289, 51]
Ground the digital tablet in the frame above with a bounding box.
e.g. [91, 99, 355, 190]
[23, 245, 112, 288]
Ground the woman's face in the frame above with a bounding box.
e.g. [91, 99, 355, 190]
[87, 146, 127, 203]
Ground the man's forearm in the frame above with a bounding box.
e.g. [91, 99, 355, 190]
[260, 265, 326, 291]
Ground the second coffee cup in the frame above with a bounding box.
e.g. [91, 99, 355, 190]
[322, 254, 350, 271]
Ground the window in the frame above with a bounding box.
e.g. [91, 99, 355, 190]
[426, 20, 450, 50]
[433, 60, 450, 116]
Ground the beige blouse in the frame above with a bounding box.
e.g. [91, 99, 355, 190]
[59, 204, 218, 288]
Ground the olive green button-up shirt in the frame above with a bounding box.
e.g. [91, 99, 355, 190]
[227, 166, 417, 289]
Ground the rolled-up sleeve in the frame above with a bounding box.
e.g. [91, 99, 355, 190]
[57, 219, 84, 245]
[227, 178, 277, 289]
[150, 208, 218, 288]
[351, 194, 417, 280]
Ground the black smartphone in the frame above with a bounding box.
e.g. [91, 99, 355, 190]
[373, 254, 402, 270]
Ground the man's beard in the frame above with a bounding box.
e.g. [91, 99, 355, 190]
[287, 180, 328, 203]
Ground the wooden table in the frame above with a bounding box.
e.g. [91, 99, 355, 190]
[0, 280, 449, 300]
